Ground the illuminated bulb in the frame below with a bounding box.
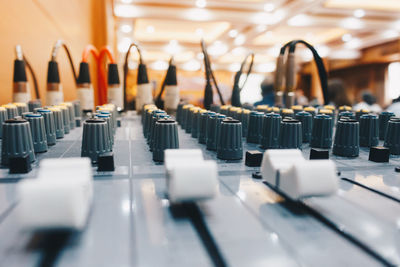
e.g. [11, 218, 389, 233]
[345, 38, 362, 49]
[195, 0, 206, 8]
[118, 37, 132, 52]
[231, 47, 247, 56]
[353, 9, 365, 18]
[120, 24, 132, 33]
[342, 33, 352, 42]
[234, 34, 246, 46]
[287, 14, 312, 27]
[121, 0, 133, 3]
[146, 25, 155, 33]
[228, 29, 238, 38]
[228, 63, 241, 72]
[182, 59, 201, 71]
[256, 25, 267, 33]
[265, 31, 273, 37]
[196, 52, 204, 60]
[315, 45, 330, 57]
[207, 41, 228, 56]
[255, 62, 276, 73]
[267, 44, 281, 57]
[263, 3, 275, 12]
[382, 30, 399, 39]
[165, 40, 181, 55]
[150, 60, 168, 71]
[196, 28, 204, 36]
[340, 18, 364, 30]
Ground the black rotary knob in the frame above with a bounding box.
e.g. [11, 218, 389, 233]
[379, 111, 395, 140]
[198, 111, 215, 144]
[1, 118, 35, 165]
[206, 114, 226, 151]
[48, 107, 64, 139]
[260, 113, 281, 149]
[356, 109, 369, 121]
[180, 104, 194, 130]
[241, 109, 251, 138]
[81, 118, 112, 162]
[28, 99, 42, 112]
[14, 102, 29, 115]
[153, 118, 179, 162]
[279, 118, 302, 149]
[0, 107, 7, 138]
[338, 111, 355, 121]
[310, 114, 333, 149]
[295, 111, 312, 143]
[359, 114, 379, 147]
[333, 118, 359, 157]
[37, 108, 56, 146]
[384, 117, 400, 155]
[247, 111, 263, 144]
[217, 119, 243, 160]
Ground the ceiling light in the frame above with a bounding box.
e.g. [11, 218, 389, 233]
[263, 3, 275, 12]
[231, 47, 247, 56]
[165, 40, 181, 55]
[118, 37, 132, 53]
[340, 17, 364, 30]
[146, 25, 155, 33]
[228, 63, 241, 72]
[255, 62, 276, 73]
[120, 24, 132, 33]
[382, 30, 399, 39]
[341, 33, 352, 42]
[114, 4, 141, 18]
[228, 29, 238, 38]
[345, 38, 362, 49]
[196, 52, 204, 60]
[121, 0, 133, 3]
[182, 59, 201, 71]
[256, 25, 267, 33]
[208, 41, 228, 56]
[150, 60, 169, 71]
[315, 45, 330, 57]
[196, 28, 204, 36]
[287, 14, 312, 27]
[300, 49, 313, 61]
[265, 31, 273, 37]
[353, 9, 365, 18]
[267, 44, 281, 57]
[234, 34, 246, 46]
[195, 0, 206, 8]
[330, 49, 361, 60]
[183, 8, 211, 21]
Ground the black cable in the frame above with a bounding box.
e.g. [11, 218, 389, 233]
[201, 40, 225, 108]
[155, 57, 174, 109]
[123, 43, 143, 111]
[288, 40, 329, 105]
[23, 56, 40, 99]
[51, 41, 78, 86]
[231, 52, 254, 107]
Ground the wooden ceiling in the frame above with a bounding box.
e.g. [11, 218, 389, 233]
[113, 0, 400, 71]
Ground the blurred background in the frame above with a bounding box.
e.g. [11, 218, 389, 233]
[1, 0, 400, 109]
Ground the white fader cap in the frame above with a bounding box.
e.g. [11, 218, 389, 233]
[17, 157, 93, 230]
[260, 149, 338, 200]
[165, 149, 218, 203]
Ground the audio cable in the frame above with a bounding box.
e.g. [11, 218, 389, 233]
[231, 52, 254, 107]
[201, 40, 225, 110]
[99, 46, 121, 109]
[123, 42, 152, 112]
[155, 57, 178, 112]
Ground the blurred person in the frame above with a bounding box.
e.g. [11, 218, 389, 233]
[295, 89, 308, 106]
[386, 96, 400, 116]
[328, 79, 352, 107]
[353, 90, 382, 113]
[254, 77, 274, 107]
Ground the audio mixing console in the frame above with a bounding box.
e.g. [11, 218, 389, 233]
[0, 108, 400, 267]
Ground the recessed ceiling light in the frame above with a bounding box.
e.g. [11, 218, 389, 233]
[182, 59, 201, 71]
[228, 63, 241, 72]
[382, 30, 399, 39]
[234, 34, 246, 46]
[165, 40, 181, 55]
[345, 38, 362, 49]
[341, 33, 352, 42]
[208, 41, 228, 56]
[228, 29, 238, 38]
[287, 14, 312, 27]
[340, 17, 364, 30]
[255, 62, 276, 73]
[263, 3, 275, 12]
[120, 24, 132, 33]
[256, 25, 267, 33]
[197, 52, 204, 60]
[146, 25, 155, 33]
[121, 0, 133, 4]
[195, 0, 206, 8]
[118, 37, 132, 53]
[150, 60, 169, 71]
[196, 28, 204, 36]
[353, 9, 365, 18]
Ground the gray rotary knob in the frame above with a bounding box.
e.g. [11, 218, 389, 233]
[37, 108, 56, 146]
[295, 111, 312, 143]
[185, 107, 200, 134]
[359, 114, 379, 147]
[149, 113, 170, 151]
[73, 100, 82, 118]
[247, 111, 264, 144]
[310, 114, 333, 149]
[176, 102, 185, 124]
[1, 118, 35, 165]
[180, 104, 194, 130]
[81, 118, 112, 162]
[142, 107, 156, 136]
[56, 105, 70, 134]
[191, 108, 203, 138]
[145, 109, 165, 138]
[0, 107, 7, 138]
[98, 110, 115, 135]
[153, 118, 179, 162]
[280, 108, 294, 119]
[260, 113, 281, 149]
[338, 111, 355, 121]
[210, 104, 221, 113]
[356, 109, 369, 121]
[333, 118, 359, 157]
[148, 111, 167, 144]
[384, 117, 400, 155]
[279, 118, 302, 149]
[220, 105, 230, 115]
[95, 113, 114, 148]
[2, 104, 18, 119]
[14, 102, 29, 115]
[240, 109, 251, 138]
[304, 106, 316, 117]
[60, 102, 76, 130]
[198, 111, 215, 144]
[206, 114, 226, 151]
[28, 99, 42, 112]
[379, 111, 395, 140]
[25, 113, 48, 153]
[48, 107, 64, 139]
[217, 119, 243, 160]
